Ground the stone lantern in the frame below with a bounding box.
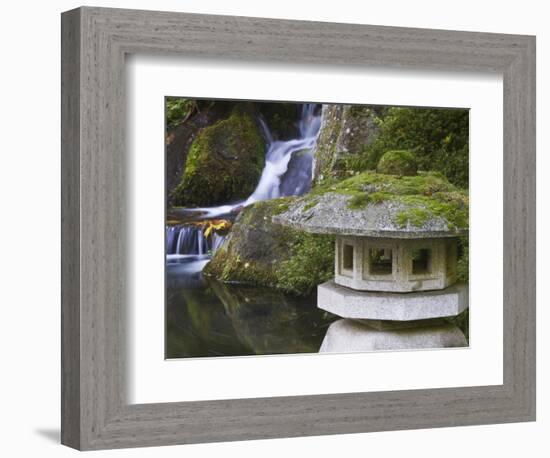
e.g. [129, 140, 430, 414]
[273, 166, 469, 352]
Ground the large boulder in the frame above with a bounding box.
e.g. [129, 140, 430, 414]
[165, 102, 235, 205]
[171, 106, 266, 207]
[313, 104, 379, 184]
[204, 198, 335, 296]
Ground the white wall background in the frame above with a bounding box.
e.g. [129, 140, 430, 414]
[0, 0, 546, 456]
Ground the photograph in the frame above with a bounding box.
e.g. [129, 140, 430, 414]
[165, 98, 470, 359]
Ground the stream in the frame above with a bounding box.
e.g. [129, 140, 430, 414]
[166, 104, 336, 359]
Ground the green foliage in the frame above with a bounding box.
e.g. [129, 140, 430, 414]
[275, 233, 335, 296]
[348, 107, 469, 188]
[165, 97, 197, 129]
[457, 236, 469, 282]
[376, 150, 418, 176]
[171, 107, 266, 206]
[205, 198, 335, 296]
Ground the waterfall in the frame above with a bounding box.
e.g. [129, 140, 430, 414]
[167, 103, 322, 259]
[166, 225, 226, 256]
[210, 233, 226, 253]
[245, 104, 321, 205]
[195, 104, 322, 217]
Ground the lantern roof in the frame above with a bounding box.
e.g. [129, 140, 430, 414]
[272, 171, 468, 238]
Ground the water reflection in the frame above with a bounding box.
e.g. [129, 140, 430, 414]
[166, 259, 335, 359]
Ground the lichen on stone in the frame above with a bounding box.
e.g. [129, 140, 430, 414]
[312, 104, 380, 184]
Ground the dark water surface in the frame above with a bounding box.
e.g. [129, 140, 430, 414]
[165, 255, 336, 359]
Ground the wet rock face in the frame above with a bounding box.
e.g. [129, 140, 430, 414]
[258, 103, 302, 140]
[313, 104, 379, 184]
[279, 148, 314, 197]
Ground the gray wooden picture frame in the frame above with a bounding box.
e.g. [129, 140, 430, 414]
[61, 6, 536, 451]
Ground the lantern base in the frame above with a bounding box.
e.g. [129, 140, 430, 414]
[319, 318, 467, 353]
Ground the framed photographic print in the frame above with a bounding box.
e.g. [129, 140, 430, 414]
[61, 6, 536, 450]
[163, 98, 470, 360]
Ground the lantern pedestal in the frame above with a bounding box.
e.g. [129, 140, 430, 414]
[319, 318, 467, 353]
[317, 280, 468, 352]
[318, 280, 468, 321]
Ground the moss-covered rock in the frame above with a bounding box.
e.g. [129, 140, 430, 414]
[165, 101, 235, 204]
[171, 106, 266, 206]
[313, 104, 380, 184]
[376, 150, 418, 176]
[204, 197, 335, 296]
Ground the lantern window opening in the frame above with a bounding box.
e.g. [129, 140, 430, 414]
[368, 248, 393, 276]
[342, 243, 354, 271]
[411, 248, 432, 275]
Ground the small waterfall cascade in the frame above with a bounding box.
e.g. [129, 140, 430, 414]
[195, 104, 322, 218]
[245, 104, 321, 205]
[166, 225, 226, 256]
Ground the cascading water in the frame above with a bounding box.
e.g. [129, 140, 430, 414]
[167, 104, 322, 260]
[244, 104, 321, 205]
[195, 104, 322, 217]
[167, 225, 212, 256]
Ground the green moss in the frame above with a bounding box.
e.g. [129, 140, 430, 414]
[307, 170, 468, 229]
[165, 97, 196, 129]
[204, 197, 335, 296]
[376, 150, 418, 176]
[171, 107, 266, 206]
[208, 248, 278, 287]
[366, 191, 389, 204]
[303, 199, 319, 211]
[457, 236, 469, 282]
[348, 194, 369, 209]
[395, 207, 431, 228]
[275, 233, 335, 296]
[338, 107, 469, 188]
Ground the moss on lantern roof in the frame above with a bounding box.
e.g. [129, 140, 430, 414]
[272, 170, 468, 238]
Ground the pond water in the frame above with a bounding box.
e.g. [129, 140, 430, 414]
[165, 254, 336, 359]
